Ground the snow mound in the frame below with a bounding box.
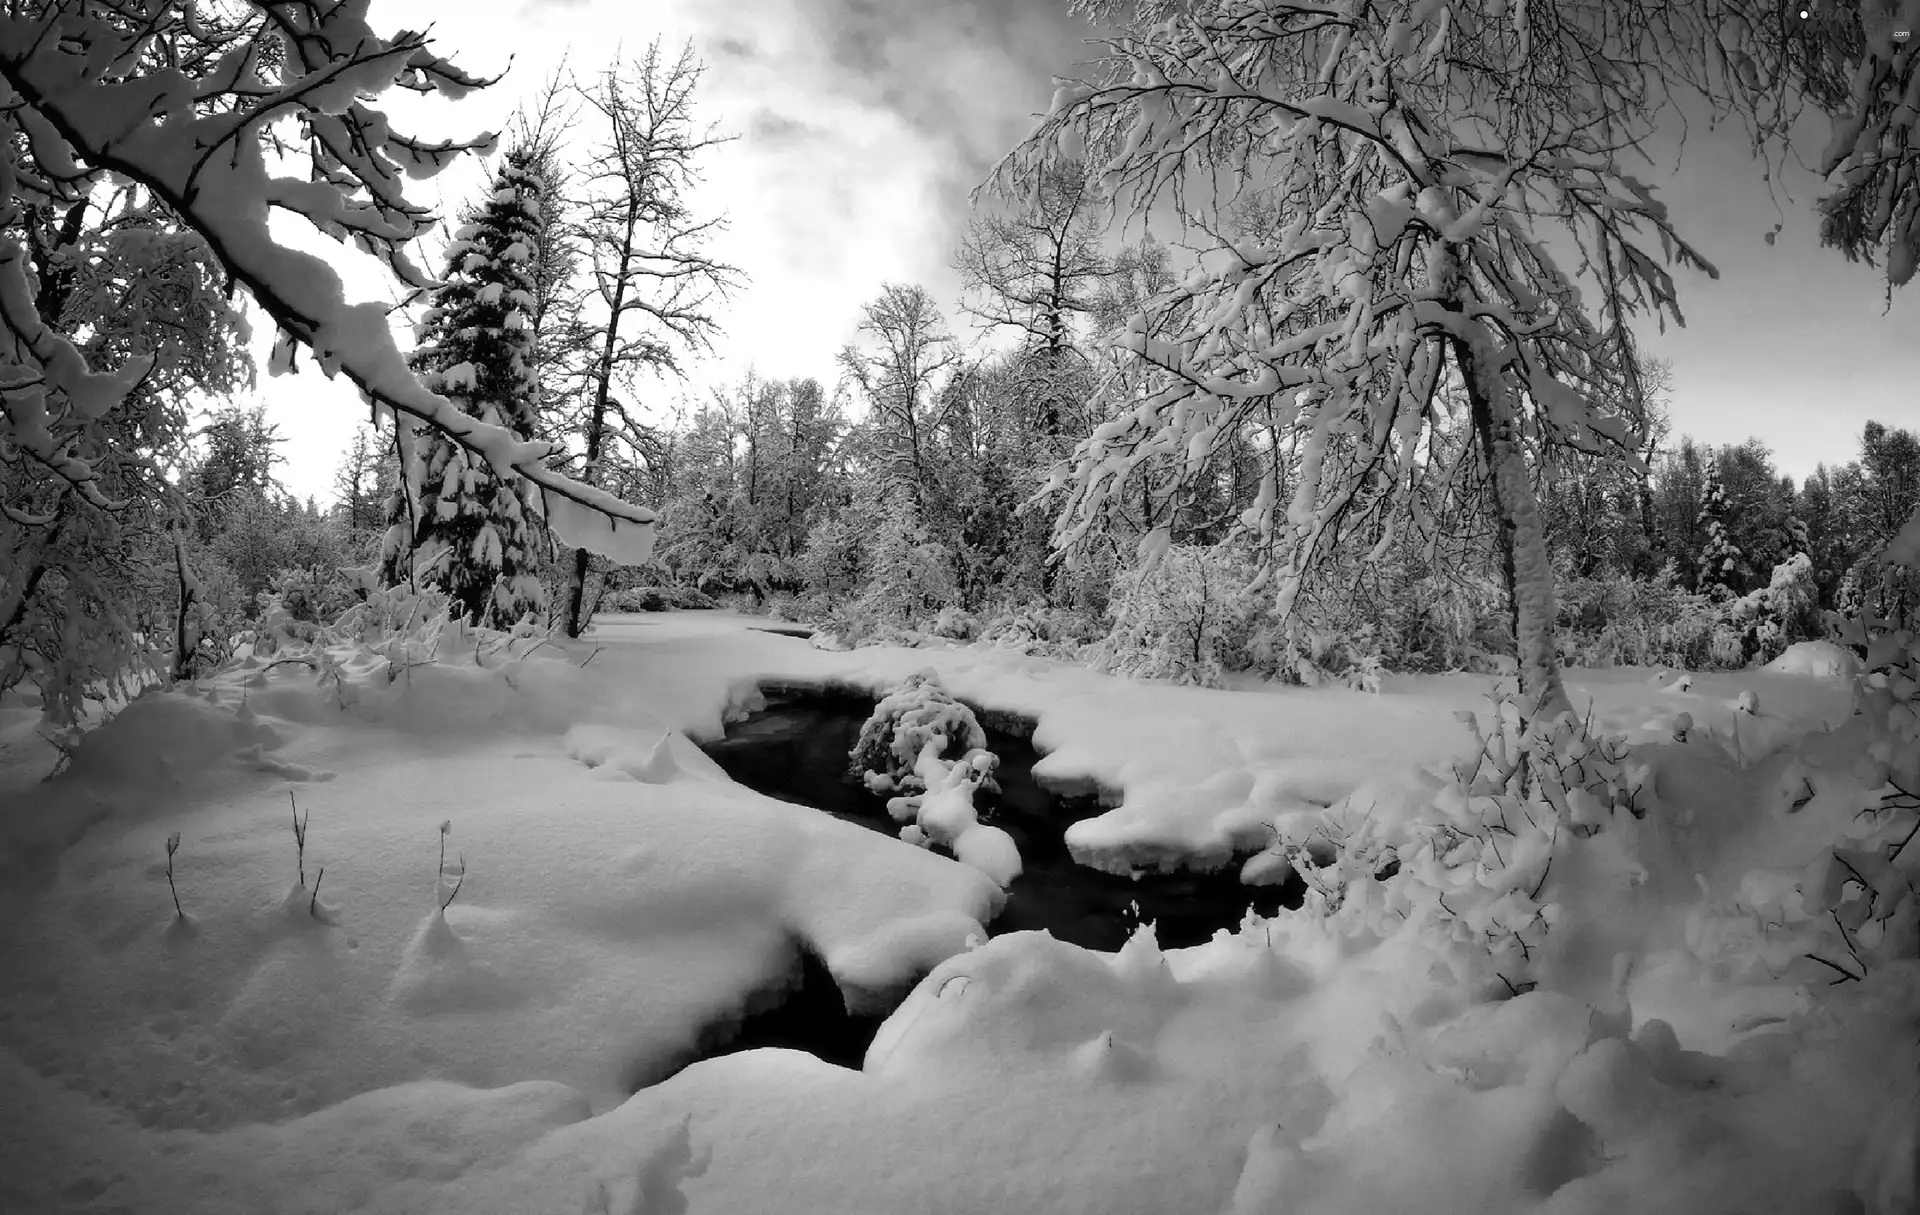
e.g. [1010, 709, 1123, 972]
[1763, 639, 1861, 679]
[563, 723, 729, 784]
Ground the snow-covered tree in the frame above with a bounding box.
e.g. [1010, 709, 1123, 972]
[333, 424, 399, 537]
[995, 0, 1716, 714]
[0, 1, 657, 587]
[839, 284, 962, 516]
[1696, 460, 1741, 599]
[1, 186, 249, 724]
[956, 159, 1109, 445]
[379, 149, 547, 629]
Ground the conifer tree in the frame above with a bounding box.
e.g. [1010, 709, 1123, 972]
[380, 148, 548, 628]
[1696, 460, 1741, 599]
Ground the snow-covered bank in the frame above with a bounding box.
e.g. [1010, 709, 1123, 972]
[0, 613, 1910, 1214]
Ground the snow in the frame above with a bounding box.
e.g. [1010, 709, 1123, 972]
[1765, 639, 1863, 679]
[0, 609, 1912, 1214]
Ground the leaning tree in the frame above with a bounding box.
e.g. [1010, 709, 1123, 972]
[994, 0, 1719, 713]
[0, 1, 658, 598]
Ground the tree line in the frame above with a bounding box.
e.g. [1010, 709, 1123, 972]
[3, 1, 1918, 725]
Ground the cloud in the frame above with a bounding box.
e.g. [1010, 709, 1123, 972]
[688, 0, 1091, 215]
[709, 34, 761, 62]
[743, 108, 825, 148]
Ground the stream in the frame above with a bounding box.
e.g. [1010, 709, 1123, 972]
[632, 685, 1303, 1092]
[701, 687, 1303, 952]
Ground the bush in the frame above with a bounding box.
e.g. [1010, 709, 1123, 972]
[978, 602, 1102, 660]
[1093, 543, 1261, 686]
[607, 585, 720, 613]
[847, 669, 990, 791]
[1722, 553, 1824, 665]
[1555, 563, 1725, 669]
[259, 564, 361, 625]
[1284, 690, 1654, 998]
[931, 606, 979, 641]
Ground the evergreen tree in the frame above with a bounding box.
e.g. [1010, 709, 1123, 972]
[1696, 460, 1741, 599]
[380, 149, 547, 628]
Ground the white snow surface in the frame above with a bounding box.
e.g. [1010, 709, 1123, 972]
[0, 610, 1912, 1215]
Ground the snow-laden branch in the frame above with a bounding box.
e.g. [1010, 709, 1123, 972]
[0, 3, 655, 564]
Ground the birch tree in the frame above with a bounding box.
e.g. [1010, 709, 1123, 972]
[996, 0, 1716, 713]
[556, 41, 740, 637]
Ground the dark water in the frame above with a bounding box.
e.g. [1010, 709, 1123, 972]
[700, 692, 1305, 953]
[641, 690, 1303, 1090]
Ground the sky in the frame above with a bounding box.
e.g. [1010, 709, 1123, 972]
[253, 0, 1916, 505]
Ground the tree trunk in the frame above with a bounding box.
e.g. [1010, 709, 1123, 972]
[562, 383, 609, 638]
[564, 192, 636, 639]
[172, 536, 199, 683]
[1452, 334, 1571, 718]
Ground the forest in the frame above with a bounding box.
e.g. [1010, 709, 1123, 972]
[2, 13, 1916, 724]
[1, 1, 1919, 1213]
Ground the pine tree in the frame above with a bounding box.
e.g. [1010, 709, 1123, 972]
[1696, 459, 1741, 599]
[380, 148, 547, 628]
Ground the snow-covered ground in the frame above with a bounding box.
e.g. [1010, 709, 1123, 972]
[0, 610, 1913, 1214]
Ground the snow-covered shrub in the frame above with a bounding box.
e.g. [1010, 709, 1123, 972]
[1095, 543, 1264, 687]
[1097, 543, 1398, 689]
[977, 602, 1101, 660]
[854, 514, 956, 628]
[1556, 564, 1724, 669]
[1287, 693, 1654, 997]
[259, 564, 361, 626]
[799, 511, 872, 612]
[1285, 625, 1389, 692]
[848, 670, 991, 791]
[848, 669, 1019, 885]
[1723, 553, 1823, 665]
[607, 585, 720, 613]
[1293, 548, 1506, 675]
[1678, 598, 1919, 991]
[930, 606, 979, 641]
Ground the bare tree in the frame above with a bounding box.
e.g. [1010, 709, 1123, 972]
[838, 284, 963, 516]
[508, 68, 590, 434]
[556, 40, 743, 637]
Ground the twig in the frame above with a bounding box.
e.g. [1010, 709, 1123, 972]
[165, 831, 183, 918]
[309, 866, 325, 917]
[289, 790, 308, 887]
[578, 646, 603, 669]
[1830, 908, 1869, 977]
[440, 855, 465, 911]
[1889, 814, 1920, 866]
[1804, 952, 1863, 984]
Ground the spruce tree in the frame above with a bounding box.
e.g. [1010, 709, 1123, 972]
[1696, 459, 1741, 599]
[380, 148, 547, 628]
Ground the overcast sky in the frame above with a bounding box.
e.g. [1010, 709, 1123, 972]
[259, 0, 1916, 503]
